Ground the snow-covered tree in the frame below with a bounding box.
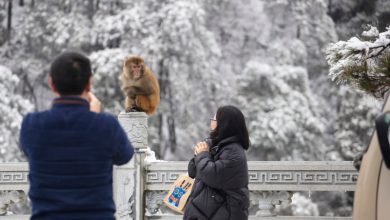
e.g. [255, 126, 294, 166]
[86, 1, 224, 159]
[90, 4, 150, 50]
[325, 25, 390, 98]
[14, 2, 91, 59]
[328, 87, 380, 160]
[291, 193, 319, 216]
[0, 66, 33, 162]
[238, 61, 327, 160]
[89, 48, 129, 115]
[201, 0, 339, 161]
[0, 0, 382, 166]
[327, 0, 390, 41]
[151, 0, 222, 160]
[0, 3, 7, 45]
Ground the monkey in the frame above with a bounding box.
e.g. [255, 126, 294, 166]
[119, 56, 160, 115]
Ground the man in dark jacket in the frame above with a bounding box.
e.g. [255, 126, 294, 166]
[20, 51, 134, 220]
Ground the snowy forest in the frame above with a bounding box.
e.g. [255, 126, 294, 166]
[0, 0, 390, 216]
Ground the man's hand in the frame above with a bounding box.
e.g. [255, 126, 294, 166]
[194, 141, 209, 155]
[88, 92, 101, 113]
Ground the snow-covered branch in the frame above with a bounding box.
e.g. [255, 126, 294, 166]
[325, 26, 390, 98]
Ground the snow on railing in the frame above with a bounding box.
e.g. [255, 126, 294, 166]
[0, 112, 357, 220]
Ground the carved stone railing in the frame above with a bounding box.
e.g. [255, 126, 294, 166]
[0, 112, 357, 220]
[0, 163, 29, 219]
[144, 161, 357, 219]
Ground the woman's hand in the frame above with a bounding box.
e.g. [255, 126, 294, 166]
[194, 141, 209, 155]
[88, 92, 101, 113]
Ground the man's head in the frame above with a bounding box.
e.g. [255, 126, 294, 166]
[49, 51, 92, 96]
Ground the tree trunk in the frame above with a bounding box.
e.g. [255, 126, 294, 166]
[87, 0, 94, 20]
[21, 71, 38, 111]
[19, 0, 24, 6]
[7, 0, 12, 40]
[110, 1, 114, 15]
[167, 115, 177, 153]
[62, 0, 72, 13]
[158, 59, 177, 157]
[156, 113, 163, 158]
[30, 0, 34, 9]
[96, 0, 100, 11]
[165, 63, 177, 153]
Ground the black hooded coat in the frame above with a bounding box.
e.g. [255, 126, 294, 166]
[183, 137, 249, 220]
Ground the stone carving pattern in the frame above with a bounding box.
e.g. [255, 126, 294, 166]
[116, 171, 135, 220]
[146, 170, 357, 185]
[145, 191, 180, 216]
[122, 122, 147, 148]
[143, 188, 294, 217]
[146, 171, 184, 184]
[248, 171, 358, 185]
[0, 172, 28, 184]
[250, 191, 292, 217]
[0, 190, 30, 215]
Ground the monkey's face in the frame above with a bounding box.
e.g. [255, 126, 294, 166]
[130, 63, 143, 79]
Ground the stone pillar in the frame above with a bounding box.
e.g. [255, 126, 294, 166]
[115, 112, 148, 220]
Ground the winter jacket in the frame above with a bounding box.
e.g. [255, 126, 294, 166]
[183, 136, 249, 220]
[20, 96, 134, 220]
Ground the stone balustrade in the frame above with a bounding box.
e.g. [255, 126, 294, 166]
[0, 112, 357, 220]
[143, 161, 357, 220]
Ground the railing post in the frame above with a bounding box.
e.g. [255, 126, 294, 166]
[115, 112, 148, 220]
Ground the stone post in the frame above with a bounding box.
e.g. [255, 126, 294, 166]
[115, 112, 148, 220]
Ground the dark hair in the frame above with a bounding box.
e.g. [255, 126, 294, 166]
[210, 105, 250, 150]
[50, 51, 92, 95]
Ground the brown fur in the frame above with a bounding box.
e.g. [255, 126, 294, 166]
[120, 56, 160, 115]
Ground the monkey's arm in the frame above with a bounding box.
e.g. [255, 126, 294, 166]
[126, 85, 154, 97]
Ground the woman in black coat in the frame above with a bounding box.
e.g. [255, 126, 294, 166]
[183, 105, 250, 220]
